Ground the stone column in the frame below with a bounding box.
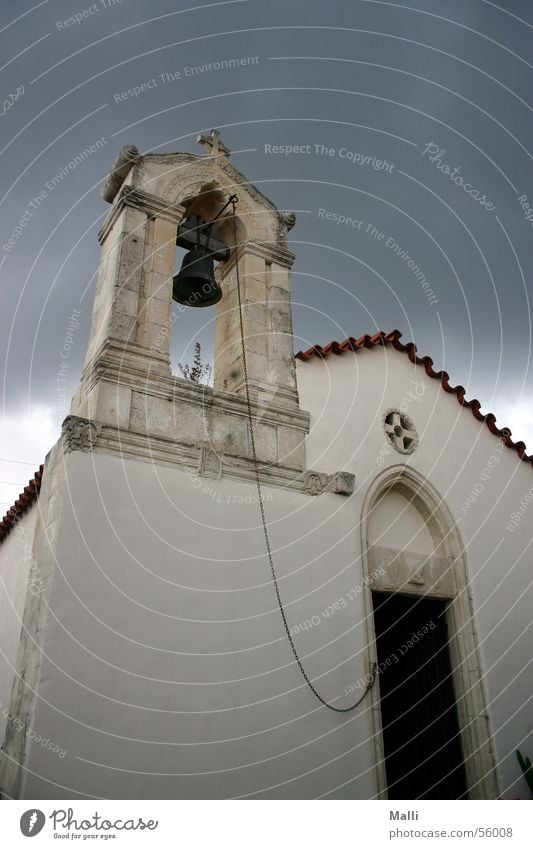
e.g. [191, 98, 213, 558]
[213, 241, 299, 408]
[71, 186, 186, 425]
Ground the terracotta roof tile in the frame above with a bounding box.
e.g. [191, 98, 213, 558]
[296, 329, 531, 467]
[0, 465, 44, 542]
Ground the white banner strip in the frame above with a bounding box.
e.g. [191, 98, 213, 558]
[1, 799, 531, 848]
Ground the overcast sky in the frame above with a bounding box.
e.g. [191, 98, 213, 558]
[1, 0, 532, 508]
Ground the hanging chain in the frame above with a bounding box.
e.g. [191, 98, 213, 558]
[230, 199, 377, 713]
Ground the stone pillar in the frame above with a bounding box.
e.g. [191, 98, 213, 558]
[213, 241, 299, 408]
[71, 187, 186, 424]
[136, 214, 177, 354]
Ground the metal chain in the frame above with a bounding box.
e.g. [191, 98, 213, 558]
[231, 200, 377, 712]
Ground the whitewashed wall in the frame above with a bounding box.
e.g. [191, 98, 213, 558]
[18, 451, 375, 800]
[6, 344, 533, 799]
[297, 346, 533, 800]
[0, 506, 37, 745]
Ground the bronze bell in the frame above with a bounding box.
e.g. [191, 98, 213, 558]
[172, 249, 222, 308]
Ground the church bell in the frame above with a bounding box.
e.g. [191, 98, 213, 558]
[172, 248, 223, 308]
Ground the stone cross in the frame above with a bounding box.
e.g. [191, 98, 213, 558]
[197, 129, 231, 158]
[384, 411, 418, 453]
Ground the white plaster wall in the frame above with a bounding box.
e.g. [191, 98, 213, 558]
[368, 489, 435, 554]
[11, 345, 533, 800]
[0, 506, 37, 744]
[20, 451, 376, 800]
[297, 347, 533, 799]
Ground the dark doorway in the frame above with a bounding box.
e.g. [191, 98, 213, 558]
[372, 591, 468, 799]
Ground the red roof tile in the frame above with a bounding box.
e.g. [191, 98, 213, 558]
[0, 465, 44, 542]
[296, 329, 532, 467]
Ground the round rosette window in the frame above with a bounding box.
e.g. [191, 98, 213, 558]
[384, 410, 418, 454]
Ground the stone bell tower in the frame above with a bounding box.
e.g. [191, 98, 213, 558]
[71, 131, 302, 438]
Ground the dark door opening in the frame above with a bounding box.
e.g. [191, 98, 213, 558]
[372, 591, 468, 799]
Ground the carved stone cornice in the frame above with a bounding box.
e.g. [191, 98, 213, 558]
[247, 239, 295, 268]
[142, 152, 200, 166]
[94, 423, 350, 497]
[122, 186, 187, 223]
[218, 240, 295, 273]
[98, 186, 186, 243]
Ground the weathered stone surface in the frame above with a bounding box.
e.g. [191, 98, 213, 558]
[367, 545, 455, 598]
[250, 421, 278, 464]
[101, 144, 140, 203]
[61, 416, 100, 453]
[198, 446, 223, 479]
[302, 469, 355, 496]
[136, 319, 169, 352]
[130, 392, 203, 441]
[137, 294, 171, 328]
[71, 140, 316, 496]
[209, 411, 249, 458]
[277, 426, 306, 469]
[86, 382, 132, 430]
[326, 471, 355, 496]
[303, 470, 329, 495]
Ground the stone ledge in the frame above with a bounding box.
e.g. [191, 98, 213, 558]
[221, 240, 295, 271]
[64, 418, 353, 497]
[76, 349, 311, 433]
[367, 544, 455, 598]
[97, 424, 306, 491]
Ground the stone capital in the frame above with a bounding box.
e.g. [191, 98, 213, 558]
[61, 416, 101, 453]
[218, 241, 295, 274]
[98, 185, 186, 244]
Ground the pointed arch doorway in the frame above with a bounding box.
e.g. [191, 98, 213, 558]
[361, 467, 499, 800]
[372, 590, 467, 798]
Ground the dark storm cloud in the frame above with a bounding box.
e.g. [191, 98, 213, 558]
[1, 0, 532, 470]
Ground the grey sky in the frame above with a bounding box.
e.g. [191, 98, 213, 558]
[1, 0, 532, 503]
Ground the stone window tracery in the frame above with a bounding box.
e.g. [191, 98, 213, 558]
[384, 410, 418, 454]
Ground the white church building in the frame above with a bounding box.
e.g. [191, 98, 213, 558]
[0, 133, 531, 800]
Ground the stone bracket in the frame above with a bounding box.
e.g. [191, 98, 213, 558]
[303, 470, 355, 496]
[197, 446, 223, 479]
[61, 416, 101, 453]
